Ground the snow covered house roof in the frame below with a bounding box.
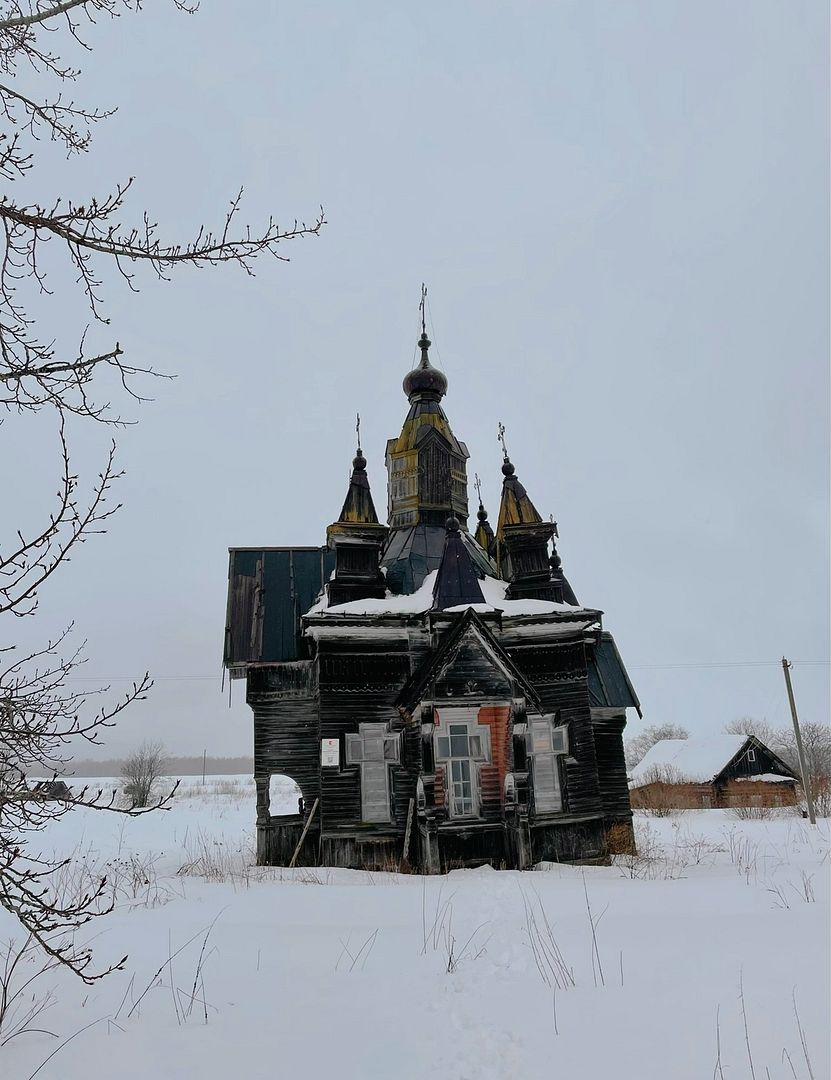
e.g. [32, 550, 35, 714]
[629, 736, 754, 786]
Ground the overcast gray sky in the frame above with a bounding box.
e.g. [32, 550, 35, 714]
[6, 1, 828, 760]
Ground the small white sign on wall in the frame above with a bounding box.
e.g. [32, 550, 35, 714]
[321, 738, 340, 768]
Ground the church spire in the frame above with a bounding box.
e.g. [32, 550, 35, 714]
[335, 414, 380, 525]
[495, 424, 544, 535]
[432, 516, 485, 611]
[494, 424, 561, 602]
[473, 472, 495, 555]
[402, 285, 448, 402]
[326, 418, 388, 606]
[385, 288, 469, 551]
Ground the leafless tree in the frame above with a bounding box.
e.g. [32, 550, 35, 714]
[723, 716, 776, 743]
[773, 722, 831, 817]
[624, 723, 689, 769]
[0, 0, 323, 981]
[121, 740, 167, 808]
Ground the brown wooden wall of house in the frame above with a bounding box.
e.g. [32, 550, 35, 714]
[630, 780, 798, 810]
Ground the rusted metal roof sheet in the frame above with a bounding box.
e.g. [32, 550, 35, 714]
[587, 632, 642, 716]
[224, 546, 336, 666]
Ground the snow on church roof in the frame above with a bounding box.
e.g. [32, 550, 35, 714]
[629, 736, 751, 786]
[305, 570, 591, 619]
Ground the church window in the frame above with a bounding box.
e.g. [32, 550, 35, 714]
[528, 716, 568, 813]
[345, 723, 400, 823]
[434, 709, 491, 819]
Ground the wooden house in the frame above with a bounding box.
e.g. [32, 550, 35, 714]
[223, 327, 641, 870]
[628, 735, 799, 810]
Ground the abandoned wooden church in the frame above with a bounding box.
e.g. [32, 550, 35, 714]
[223, 322, 641, 870]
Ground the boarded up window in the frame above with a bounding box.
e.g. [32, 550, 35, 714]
[528, 716, 567, 814]
[345, 724, 400, 823]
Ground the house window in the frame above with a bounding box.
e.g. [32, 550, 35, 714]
[434, 710, 491, 819]
[527, 716, 568, 813]
[345, 723, 401, 823]
[747, 749, 756, 763]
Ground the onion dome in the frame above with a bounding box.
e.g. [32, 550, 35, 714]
[403, 332, 448, 401]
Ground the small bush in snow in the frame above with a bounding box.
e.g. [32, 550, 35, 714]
[121, 741, 168, 809]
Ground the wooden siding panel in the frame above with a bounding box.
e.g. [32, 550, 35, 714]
[592, 713, 633, 821]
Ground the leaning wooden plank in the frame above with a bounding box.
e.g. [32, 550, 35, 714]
[400, 797, 415, 870]
[289, 797, 320, 868]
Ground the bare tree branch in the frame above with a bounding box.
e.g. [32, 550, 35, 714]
[1, 0, 321, 979]
[0, 0, 91, 31]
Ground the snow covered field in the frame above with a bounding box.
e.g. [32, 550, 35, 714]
[2, 777, 828, 1080]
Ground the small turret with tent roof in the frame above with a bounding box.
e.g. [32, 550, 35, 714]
[223, 290, 641, 870]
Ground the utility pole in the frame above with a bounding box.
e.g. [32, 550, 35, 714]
[781, 657, 816, 825]
[201, 748, 207, 787]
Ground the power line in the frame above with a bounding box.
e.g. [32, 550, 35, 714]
[629, 660, 829, 671]
[56, 659, 830, 682]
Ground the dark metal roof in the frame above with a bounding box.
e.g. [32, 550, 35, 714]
[432, 523, 486, 610]
[381, 524, 446, 593]
[587, 632, 642, 716]
[224, 546, 336, 665]
[381, 524, 497, 595]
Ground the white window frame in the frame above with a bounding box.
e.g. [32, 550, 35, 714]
[527, 715, 568, 814]
[433, 707, 491, 819]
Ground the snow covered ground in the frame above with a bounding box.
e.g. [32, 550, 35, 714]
[2, 777, 828, 1080]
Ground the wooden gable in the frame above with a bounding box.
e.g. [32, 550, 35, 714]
[398, 609, 542, 714]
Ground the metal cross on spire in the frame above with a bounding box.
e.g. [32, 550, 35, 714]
[497, 421, 509, 461]
[474, 471, 483, 506]
[355, 411, 362, 453]
[419, 283, 427, 336]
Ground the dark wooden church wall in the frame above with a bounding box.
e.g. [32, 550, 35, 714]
[592, 714, 633, 821]
[248, 662, 321, 811]
[530, 818, 607, 863]
[317, 642, 414, 832]
[437, 825, 508, 870]
[507, 638, 604, 819]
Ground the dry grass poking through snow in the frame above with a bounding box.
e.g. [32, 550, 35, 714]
[0, 782, 827, 1080]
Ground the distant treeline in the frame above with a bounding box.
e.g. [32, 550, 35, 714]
[61, 755, 253, 778]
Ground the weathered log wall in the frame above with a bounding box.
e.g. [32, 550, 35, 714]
[249, 617, 636, 869]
